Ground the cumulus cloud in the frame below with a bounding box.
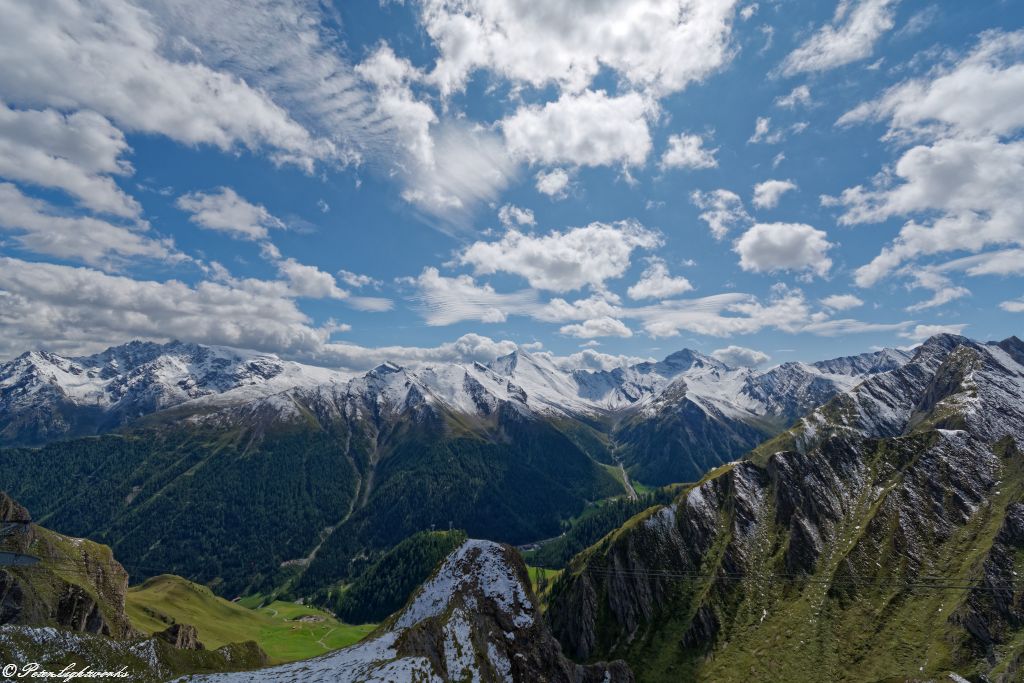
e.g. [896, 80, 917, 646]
[837, 136, 1024, 286]
[1001, 297, 1024, 313]
[411, 267, 539, 325]
[902, 267, 970, 312]
[535, 168, 571, 199]
[503, 90, 653, 168]
[780, 0, 899, 76]
[337, 270, 383, 289]
[899, 323, 968, 342]
[419, 0, 739, 97]
[691, 189, 751, 239]
[821, 294, 865, 310]
[459, 220, 662, 292]
[559, 317, 633, 339]
[752, 179, 798, 209]
[711, 345, 770, 367]
[748, 116, 784, 144]
[0, 256, 340, 360]
[177, 187, 286, 241]
[833, 31, 1024, 289]
[535, 292, 623, 323]
[659, 133, 718, 170]
[0, 103, 139, 217]
[734, 223, 834, 277]
[543, 348, 653, 372]
[0, 183, 178, 267]
[838, 30, 1024, 140]
[629, 287, 813, 338]
[498, 204, 536, 229]
[775, 85, 812, 109]
[627, 258, 694, 300]
[275, 258, 349, 300]
[0, 0, 328, 167]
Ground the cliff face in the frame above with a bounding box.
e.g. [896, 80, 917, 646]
[548, 335, 1024, 682]
[188, 539, 634, 683]
[0, 492, 268, 681]
[0, 490, 137, 639]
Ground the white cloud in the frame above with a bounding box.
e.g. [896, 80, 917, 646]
[838, 30, 1024, 139]
[503, 90, 653, 168]
[559, 317, 633, 339]
[177, 187, 285, 241]
[498, 204, 536, 229]
[0, 0, 328, 167]
[629, 288, 813, 338]
[411, 267, 539, 325]
[0, 103, 139, 217]
[0, 183, 178, 267]
[275, 258, 348, 300]
[902, 267, 969, 312]
[691, 189, 751, 239]
[752, 179, 798, 209]
[1001, 297, 1024, 313]
[535, 168, 571, 199]
[317, 333, 523, 371]
[338, 270, 383, 289]
[403, 123, 517, 231]
[780, 0, 899, 76]
[459, 220, 662, 292]
[748, 116, 783, 144]
[543, 348, 653, 372]
[0, 256, 342, 360]
[837, 136, 1024, 286]
[905, 286, 969, 312]
[821, 294, 864, 310]
[831, 31, 1024, 292]
[774, 85, 812, 109]
[734, 223, 833, 277]
[419, 0, 739, 97]
[535, 292, 623, 323]
[659, 133, 718, 170]
[899, 323, 968, 342]
[711, 345, 770, 367]
[803, 318, 911, 337]
[739, 3, 759, 21]
[627, 259, 694, 300]
[933, 249, 1024, 278]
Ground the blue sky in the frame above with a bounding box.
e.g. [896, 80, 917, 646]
[0, 0, 1022, 370]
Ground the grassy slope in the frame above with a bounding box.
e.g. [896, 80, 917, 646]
[575, 438, 1024, 682]
[126, 575, 374, 664]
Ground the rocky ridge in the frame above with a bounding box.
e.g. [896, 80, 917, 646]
[547, 335, 1024, 682]
[185, 539, 633, 683]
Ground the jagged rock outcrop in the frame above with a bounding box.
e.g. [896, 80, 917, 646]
[548, 335, 1024, 682]
[157, 622, 205, 650]
[0, 492, 268, 680]
[0, 491, 137, 639]
[187, 539, 633, 683]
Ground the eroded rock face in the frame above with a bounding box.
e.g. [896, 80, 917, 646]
[0, 491, 137, 639]
[157, 622, 205, 651]
[185, 540, 634, 683]
[548, 335, 1024, 682]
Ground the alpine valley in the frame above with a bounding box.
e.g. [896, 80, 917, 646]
[2, 333, 1024, 681]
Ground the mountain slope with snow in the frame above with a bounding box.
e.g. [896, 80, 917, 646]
[548, 335, 1024, 682]
[181, 540, 633, 683]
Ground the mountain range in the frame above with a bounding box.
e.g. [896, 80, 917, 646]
[547, 333, 1024, 681]
[2, 333, 1024, 681]
[0, 340, 910, 597]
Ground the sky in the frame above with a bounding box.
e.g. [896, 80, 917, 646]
[0, 0, 1022, 372]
